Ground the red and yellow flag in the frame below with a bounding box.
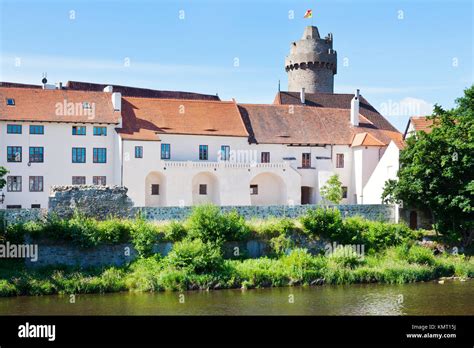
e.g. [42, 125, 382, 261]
[304, 9, 313, 18]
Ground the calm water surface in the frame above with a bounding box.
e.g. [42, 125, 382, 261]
[0, 280, 472, 315]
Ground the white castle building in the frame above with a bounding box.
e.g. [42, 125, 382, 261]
[0, 26, 403, 209]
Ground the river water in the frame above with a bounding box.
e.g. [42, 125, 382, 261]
[0, 280, 472, 315]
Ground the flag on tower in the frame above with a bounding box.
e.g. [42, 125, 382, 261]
[304, 10, 313, 18]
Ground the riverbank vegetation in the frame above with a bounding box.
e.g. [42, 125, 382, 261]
[0, 205, 472, 296]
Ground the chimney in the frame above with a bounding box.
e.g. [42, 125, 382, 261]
[112, 92, 121, 111]
[103, 85, 113, 93]
[350, 89, 360, 126]
[56, 82, 63, 90]
[300, 87, 305, 104]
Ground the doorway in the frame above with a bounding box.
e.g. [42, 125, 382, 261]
[301, 186, 312, 205]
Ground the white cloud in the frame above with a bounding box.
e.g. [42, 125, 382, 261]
[378, 97, 434, 117]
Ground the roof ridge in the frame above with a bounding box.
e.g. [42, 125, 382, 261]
[123, 96, 231, 104]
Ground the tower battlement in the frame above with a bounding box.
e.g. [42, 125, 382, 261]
[285, 26, 337, 94]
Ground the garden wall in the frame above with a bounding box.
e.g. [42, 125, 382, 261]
[24, 240, 270, 268]
[133, 204, 396, 222]
[0, 204, 396, 226]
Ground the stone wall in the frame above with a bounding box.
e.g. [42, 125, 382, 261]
[0, 208, 48, 226]
[25, 240, 270, 268]
[133, 204, 396, 222]
[49, 185, 134, 219]
[0, 203, 396, 227]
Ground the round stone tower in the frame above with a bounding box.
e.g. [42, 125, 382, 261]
[285, 26, 337, 94]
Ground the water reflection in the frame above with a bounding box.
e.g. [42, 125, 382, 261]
[0, 280, 472, 316]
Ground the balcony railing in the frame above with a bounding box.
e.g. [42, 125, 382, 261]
[162, 161, 289, 169]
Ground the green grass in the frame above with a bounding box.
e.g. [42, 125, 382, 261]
[0, 243, 472, 296]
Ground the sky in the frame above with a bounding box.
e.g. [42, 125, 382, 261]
[0, 0, 472, 132]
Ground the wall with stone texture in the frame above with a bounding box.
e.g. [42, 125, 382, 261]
[133, 204, 396, 222]
[25, 240, 270, 268]
[49, 185, 134, 219]
[0, 203, 396, 227]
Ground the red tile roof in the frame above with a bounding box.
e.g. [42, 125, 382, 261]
[408, 116, 436, 134]
[351, 132, 386, 147]
[238, 103, 403, 148]
[0, 87, 120, 124]
[119, 97, 249, 140]
[66, 81, 220, 101]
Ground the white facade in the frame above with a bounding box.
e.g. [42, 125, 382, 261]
[0, 122, 120, 208]
[120, 132, 369, 207]
[362, 141, 400, 204]
[0, 89, 400, 209]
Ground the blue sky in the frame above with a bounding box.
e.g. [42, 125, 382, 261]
[0, 0, 472, 131]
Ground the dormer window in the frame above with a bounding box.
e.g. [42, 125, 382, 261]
[6, 98, 15, 106]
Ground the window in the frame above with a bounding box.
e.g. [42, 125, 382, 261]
[342, 186, 348, 199]
[199, 184, 207, 195]
[6, 98, 15, 106]
[31, 204, 41, 208]
[93, 148, 107, 163]
[261, 152, 270, 163]
[250, 184, 258, 195]
[82, 102, 92, 109]
[7, 124, 22, 134]
[72, 126, 86, 135]
[135, 146, 143, 158]
[151, 184, 160, 195]
[29, 176, 43, 192]
[72, 148, 86, 163]
[199, 145, 208, 160]
[7, 146, 22, 162]
[72, 176, 86, 185]
[220, 145, 230, 161]
[93, 176, 107, 185]
[7, 176, 22, 192]
[336, 154, 344, 168]
[93, 126, 107, 136]
[29, 147, 44, 163]
[29, 125, 44, 135]
[6, 205, 21, 209]
[302, 153, 311, 168]
[161, 144, 170, 160]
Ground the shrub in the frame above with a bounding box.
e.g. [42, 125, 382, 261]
[166, 239, 224, 274]
[187, 205, 250, 244]
[164, 221, 187, 242]
[130, 217, 162, 257]
[300, 207, 343, 239]
[97, 218, 131, 244]
[406, 245, 436, 266]
[252, 218, 296, 239]
[328, 245, 365, 268]
[269, 234, 294, 256]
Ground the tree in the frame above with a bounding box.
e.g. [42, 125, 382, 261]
[320, 174, 343, 204]
[0, 166, 7, 190]
[382, 85, 474, 247]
